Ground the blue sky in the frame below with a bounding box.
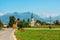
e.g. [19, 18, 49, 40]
[0, 0, 60, 18]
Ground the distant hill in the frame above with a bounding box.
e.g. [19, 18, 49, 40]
[0, 12, 44, 23]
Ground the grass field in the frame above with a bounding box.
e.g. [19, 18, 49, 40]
[31, 25, 60, 28]
[15, 29, 60, 40]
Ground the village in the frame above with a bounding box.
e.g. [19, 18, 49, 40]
[0, 13, 60, 29]
[0, 0, 60, 40]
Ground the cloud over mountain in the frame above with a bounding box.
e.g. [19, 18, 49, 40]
[39, 12, 60, 18]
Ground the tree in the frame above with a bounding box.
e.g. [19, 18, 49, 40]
[27, 18, 30, 22]
[24, 22, 30, 27]
[17, 21, 30, 30]
[8, 16, 16, 27]
[23, 19, 25, 22]
[17, 18, 20, 21]
[36, 20, 43, 25]
[0, 20, 2, 30]
[49, 26, 52, 29]
[17, 21, 23, 30]
[36, 20, 41, 23]
[55, 20, 59, 25]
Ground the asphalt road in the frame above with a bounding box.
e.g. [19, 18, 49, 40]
[0, 28, 14, 40]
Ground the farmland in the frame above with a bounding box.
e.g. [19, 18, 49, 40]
[15, 29, 60, 40]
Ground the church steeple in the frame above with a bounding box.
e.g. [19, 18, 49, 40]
[31, 13, 33, 19]
[31, 13, 34, 21]
[30, 13, 35, 26]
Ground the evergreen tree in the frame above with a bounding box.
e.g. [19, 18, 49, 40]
[23, 19, 25, 22]
[27, 18, 30, 22]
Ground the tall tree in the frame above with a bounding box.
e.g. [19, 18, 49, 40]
[0, 20, 2, 30]
[27, 18, 30, 22]
[23, 19, 25, 22]
[8, 16, 16, 27]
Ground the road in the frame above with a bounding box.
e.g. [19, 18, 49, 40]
[0, 28, 14, 40]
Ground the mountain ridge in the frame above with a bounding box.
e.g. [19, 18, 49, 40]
[0, 12, 44, 23]
[0, 12, 60, 23]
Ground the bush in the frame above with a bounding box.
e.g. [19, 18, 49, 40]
[49, 26, 52, 29]
[17, 21, 30, 30]
[17, 21, 23, 30]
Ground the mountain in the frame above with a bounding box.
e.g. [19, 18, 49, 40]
[0, 12, 44, 23]
[1, 12, 60, 23]
[53, 15, 60, 20]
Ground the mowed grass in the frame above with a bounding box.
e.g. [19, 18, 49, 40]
[15, 29, 60, 40]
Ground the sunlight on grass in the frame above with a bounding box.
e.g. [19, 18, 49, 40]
[15, 30, 60, 40]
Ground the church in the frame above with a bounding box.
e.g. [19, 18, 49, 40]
[30, 13, 36, 26]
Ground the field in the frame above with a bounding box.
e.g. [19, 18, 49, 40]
[31, 25, 60, 28]
[15, 29, 60, 40]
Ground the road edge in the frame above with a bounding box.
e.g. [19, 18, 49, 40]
[12, 29, 17, 40]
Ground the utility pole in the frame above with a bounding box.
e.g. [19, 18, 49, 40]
[49, 16, 52, 29]
[50, 16, 51, 25]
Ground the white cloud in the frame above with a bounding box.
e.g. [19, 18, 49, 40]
[0, 12, 4, 16]
[39, 12, 60, 18]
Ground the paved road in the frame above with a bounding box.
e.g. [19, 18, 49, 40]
[0, 28, 14, 40]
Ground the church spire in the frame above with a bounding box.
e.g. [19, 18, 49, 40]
[31, 13, 33, 18]
[30, 13, 35, 26]
[31, 13, 34, 21]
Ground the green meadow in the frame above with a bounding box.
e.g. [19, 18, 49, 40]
[15, 29, 60, 40]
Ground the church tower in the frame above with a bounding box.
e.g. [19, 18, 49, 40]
[31, 13, 34, 21]
[31, 13, 33, 19]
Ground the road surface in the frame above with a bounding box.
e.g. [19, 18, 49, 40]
[0, 28, 14, 40]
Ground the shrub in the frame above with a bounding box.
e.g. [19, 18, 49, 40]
[49, 26, 52, 29]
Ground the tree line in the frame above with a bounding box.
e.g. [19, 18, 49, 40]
[0, 16, 60, 29]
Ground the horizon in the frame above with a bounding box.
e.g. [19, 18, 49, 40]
[0, 0, 60, 18]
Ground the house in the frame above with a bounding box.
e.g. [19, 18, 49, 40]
[35, 22, 41, 26]
[57, 21, 60, 25]
[15, 19, 20, 25]
[46, 22, 54, 25]
[3, 23, 8, 28]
